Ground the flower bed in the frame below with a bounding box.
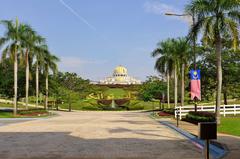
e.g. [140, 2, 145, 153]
[97, 99, 112, 106]
[115, 99, 130, 106]
[18, 109, 49, 117]
[163, 108, 175, 115]
[158, 111, 173, 116]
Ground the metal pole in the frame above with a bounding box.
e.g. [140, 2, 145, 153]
[205, 140, 210, 159]
[176, 108, 179, 127]
[192, 9, 196, 70]
[192, 9, 198, 112]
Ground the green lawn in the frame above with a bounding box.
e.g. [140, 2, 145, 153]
[0, 103, 15, 108]
[218, 117, 240, 136]
[104, 88, 127, 98]
[0, 112, 15, 118]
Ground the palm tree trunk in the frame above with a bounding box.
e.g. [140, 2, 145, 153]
[25, 49, 29, 110]
[216, 35, 222, 125]
[45, 66, 48, 110]
[167, 71, 170, 108]
[174, 64, 178, 108]
[181, 63, 185, 107]
[14, 50, 18, 116]
[36, 61, 39, 107]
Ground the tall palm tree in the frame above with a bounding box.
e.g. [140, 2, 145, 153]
[21, 27, 45, 109]
[34, 44, 47, 107]
[43, 52, 59, 110]
[173, 38, 192, 107]
[186, 0, 240, 124]
[0, 18, 29, 115]
[152, 39, 175, 108]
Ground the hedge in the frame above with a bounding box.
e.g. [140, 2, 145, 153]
[185, 111, 216, 124]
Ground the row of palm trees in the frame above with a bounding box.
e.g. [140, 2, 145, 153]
[152, 0, 240, 124]
[152, 38, 191, 109]
[0, 18, 59, 116]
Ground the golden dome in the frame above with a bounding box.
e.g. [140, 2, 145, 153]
[113, 65, 128, 75]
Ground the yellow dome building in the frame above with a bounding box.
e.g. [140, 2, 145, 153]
[100, 65, 141, 85]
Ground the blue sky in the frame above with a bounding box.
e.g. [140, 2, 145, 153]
[0, 0, 191, 81]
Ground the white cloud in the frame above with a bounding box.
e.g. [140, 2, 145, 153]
[144, 1, 176, 15]
[143, 1, 192, 25]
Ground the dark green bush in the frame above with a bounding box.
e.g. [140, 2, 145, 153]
[185, 111, 216, 124]
[81, 105, 101, 110]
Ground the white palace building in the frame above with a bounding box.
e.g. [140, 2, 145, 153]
[99, 65, 141, 85]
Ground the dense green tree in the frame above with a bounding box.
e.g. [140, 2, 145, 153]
[139, 76, 167, 103]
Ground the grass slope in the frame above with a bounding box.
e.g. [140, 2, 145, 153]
[104, 88, 127, 99]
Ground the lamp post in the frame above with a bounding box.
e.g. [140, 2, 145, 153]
[164, 12, 196, 69]
[165, 11, 198, 112]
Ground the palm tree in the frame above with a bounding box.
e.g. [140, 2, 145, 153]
[186, 0, 240, 124]
[34, 44, 47, 108]
[173, 38, 192, 107]
[0, 18, 30, 115]
[152, 39, 175, 108]
[43, 52, 59, 110]
[21, 27, 45, 109]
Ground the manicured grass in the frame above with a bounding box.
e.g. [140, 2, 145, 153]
[218, 117, 240, 136]
[0, 112, 15, 118]
[104, 88, 127, 98]
[0, 103, 15, 108]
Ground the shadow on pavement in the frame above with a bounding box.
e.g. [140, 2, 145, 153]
[0, 132, 202, 159]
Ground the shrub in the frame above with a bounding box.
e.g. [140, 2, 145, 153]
[185, 111, 216, 124]
[18, 109, 48, 115]
[82, 105, 101, 110]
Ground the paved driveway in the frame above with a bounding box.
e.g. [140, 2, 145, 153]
[0, 111, 202, 159]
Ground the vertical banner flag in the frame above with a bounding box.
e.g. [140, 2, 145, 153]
[190, 69, 201, 100]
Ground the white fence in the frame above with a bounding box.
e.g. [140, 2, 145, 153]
[175, 105, 240, 119]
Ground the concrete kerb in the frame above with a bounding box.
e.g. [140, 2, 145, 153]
[149, 113, 227, 159]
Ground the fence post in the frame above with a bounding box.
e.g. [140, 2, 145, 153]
[234, 104, 236, 116]
[201, 105, 203, 111]
[175, 107, 177, 118]
[223, 105, 226, 117]
[180, 106, 182, 120]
